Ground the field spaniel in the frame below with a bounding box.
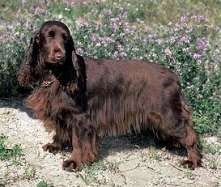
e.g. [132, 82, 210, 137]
[17, 21, 202, 171]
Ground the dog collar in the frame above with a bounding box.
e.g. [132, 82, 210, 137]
[41, 80, 55, 87]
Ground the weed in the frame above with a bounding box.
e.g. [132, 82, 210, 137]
[0, 135, 22, 160]
[37, 180, 52, 187]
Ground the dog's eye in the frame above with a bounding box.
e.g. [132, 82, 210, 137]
[62, 33, 67, 40]
[48, 31, 55, 37]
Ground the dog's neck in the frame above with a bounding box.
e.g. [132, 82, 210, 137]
[45, 59, 76, 85]
[40, 57, 87, 112]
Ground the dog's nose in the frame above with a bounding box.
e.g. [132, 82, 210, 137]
[53, 47, 64, 60]
[55, 52, 64, 60]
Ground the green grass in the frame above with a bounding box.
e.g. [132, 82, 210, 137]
[200, 138, 221, 155]
[37, 181, 52, 187]
[0, 0, 44, 21]
[49, 2, 90, 21]
[84, 0, 221, 26]
[2, 0, 221, 26]
[0, 135, 22, 160]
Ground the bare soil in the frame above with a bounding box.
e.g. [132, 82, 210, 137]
[0, 99, 220, 187]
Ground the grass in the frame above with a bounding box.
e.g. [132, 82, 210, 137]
[200, 139, 221, 155]
[83, 0, 221, 27]
[37, 181, 53, 187]
[2, 0, 221, 26]
[0, 134, 22, 160]
[0, 0, 45, 21]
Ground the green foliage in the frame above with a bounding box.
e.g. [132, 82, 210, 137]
[0, 42, 25, 96]
[199, 138, 221, 155]
[0, 135, 22, 160]
[49, 3, 90, 21]
[37, 181, 50, 187]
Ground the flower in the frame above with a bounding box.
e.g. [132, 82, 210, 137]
[76, 17, 89, 28]
[179, 35, 190, 44]
[164, 48, 172, 57]
[180, 15, 188, 23]
[193, 53, 202, 60]
[196, 38, 208, 51]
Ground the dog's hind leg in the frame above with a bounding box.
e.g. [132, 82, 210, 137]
[156, 91, 202, 169]
[168, 101, 202, 169]
[178, 123, 202, 169]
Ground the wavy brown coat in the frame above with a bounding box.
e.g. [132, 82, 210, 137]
[17, 21, 202, 171]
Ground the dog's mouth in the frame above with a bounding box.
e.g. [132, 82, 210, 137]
[45, 62, 63, 70]
[46, 56, 66, 65]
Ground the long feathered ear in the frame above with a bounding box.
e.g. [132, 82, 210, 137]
[25, 30, 40, 67]
[72, 51, 86, 88]
[67, 34, 75, 53]
[72, 51, 87, 110]
[17, 31, 40, 87]
[72, 51, 80, 78]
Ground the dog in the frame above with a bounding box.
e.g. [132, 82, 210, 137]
[17, 20, 202, 171]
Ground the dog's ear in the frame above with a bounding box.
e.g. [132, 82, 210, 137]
[72, 51, 81, 78]
[66, 34, 75, 52]
[72, 51, 87, 110]
[17, 31, 40, 87]
[72, 51, 86, 85]
[25, 30, 40, 66]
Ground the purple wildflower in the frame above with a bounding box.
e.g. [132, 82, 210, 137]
[179, 35, 190, 44]
[180, 16, 188, 23]
[191, 15, 206, 23]
[196, 38, 208, 51]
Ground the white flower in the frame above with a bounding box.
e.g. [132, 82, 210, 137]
[58, 14, 63, 19]
[164, 48, 172, 56]
[95, 42, 101, 47]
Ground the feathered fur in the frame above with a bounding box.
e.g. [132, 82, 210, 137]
[17, 21, 202, 171]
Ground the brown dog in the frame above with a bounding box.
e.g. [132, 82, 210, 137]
[17, 21, 202, 171]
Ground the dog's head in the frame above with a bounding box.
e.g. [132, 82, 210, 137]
[38, 21, 74, 65]
[20, 21, 83, 83]
[27, 21, 75, 66]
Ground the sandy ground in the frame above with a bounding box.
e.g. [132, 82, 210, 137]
[0, 99, 220, 187]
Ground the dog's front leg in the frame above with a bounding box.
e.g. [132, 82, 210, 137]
[43, 125, 71, 154]
[62, 120, 98, 171]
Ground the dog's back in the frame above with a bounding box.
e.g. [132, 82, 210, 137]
[85, 59, 184, 138]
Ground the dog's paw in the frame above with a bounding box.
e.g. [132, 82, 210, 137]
[181, 159, 202, 170]
[42, 143, 60, 154]
[62, 159, 78, 171]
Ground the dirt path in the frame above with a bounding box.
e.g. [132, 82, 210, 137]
[0, 99, 220, 187]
